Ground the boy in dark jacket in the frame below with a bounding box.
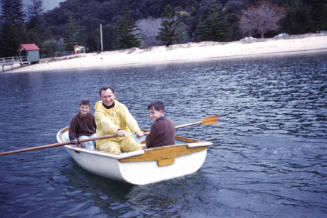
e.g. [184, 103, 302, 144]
[146, 101, 175, 148]
[69, 99, 96, 150]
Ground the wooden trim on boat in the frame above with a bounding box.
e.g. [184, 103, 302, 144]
[119, 144, 207, 167]
[174, 135, 201, 143]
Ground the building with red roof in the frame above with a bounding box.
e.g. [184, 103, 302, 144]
[20, 44, 40, 51]
[18, 44, 40, 64]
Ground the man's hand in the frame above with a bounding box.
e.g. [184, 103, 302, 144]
[117, 129, 126, 137]
[70, 139, 78, 146]
[135, 131, 144, 138]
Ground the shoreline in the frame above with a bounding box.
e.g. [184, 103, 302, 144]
[6, 32, 327, 73]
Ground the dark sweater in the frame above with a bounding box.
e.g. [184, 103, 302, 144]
[69, 112, 96, 140]
[146, 117, 175, 148]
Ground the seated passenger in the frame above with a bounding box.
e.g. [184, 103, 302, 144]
[94, 87, 144, 154]
[146, 101, 175, 148]
[69, 99, 96, 150]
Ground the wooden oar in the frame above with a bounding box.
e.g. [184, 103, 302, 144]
[142, 115, 218, 140]
[174, 115, 218, 129]
[0, 134, 118, 156]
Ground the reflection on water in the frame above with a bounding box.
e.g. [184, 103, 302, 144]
[0, 53, 327, 217]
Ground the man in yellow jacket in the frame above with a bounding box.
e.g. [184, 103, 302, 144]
[95, 87, 144, 154]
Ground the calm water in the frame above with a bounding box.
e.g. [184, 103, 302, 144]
[0, 53, 326, 217]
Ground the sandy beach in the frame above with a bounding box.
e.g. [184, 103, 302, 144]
[7, 32, 327, 73]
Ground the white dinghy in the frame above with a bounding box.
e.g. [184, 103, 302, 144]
[56, 127, 212, 185]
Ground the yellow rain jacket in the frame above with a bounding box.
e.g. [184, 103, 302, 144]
[94, 100, 141, 150]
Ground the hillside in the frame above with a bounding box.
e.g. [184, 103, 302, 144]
[1, 0, 326, 58]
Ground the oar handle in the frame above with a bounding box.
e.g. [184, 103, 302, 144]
[0, 133, 118, 156]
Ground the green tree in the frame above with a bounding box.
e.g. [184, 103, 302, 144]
[27, 0, 43, 29]
[26, 0, 44, 46]
[113, 9, 140, 49]
[102, 24, 115, 51]
[195, 1, 231, 42]
[281, 0, 327, 34]
[309, 0, 327, 32]
[280, 0, 310, 34]
[0, 0, 26, 57]
[156, 5, 183, 47]
[64, 16, 81, 51]
[40, 40, 60, 57]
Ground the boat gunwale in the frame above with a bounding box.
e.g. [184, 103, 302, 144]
[57, 127, 212, 161]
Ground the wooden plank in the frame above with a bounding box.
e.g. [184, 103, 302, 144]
[119, 144, 207, 167]
[157, 158, 175, 166]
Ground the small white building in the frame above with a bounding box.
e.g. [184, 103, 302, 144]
[74, 45, 85, 54]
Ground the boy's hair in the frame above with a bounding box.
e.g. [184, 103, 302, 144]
[99, 87, 114, 96]
[148, 101, 165, 111]
[80, 99, 91, 107]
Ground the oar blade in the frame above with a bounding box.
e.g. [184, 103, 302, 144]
[201, 115, 218, 125]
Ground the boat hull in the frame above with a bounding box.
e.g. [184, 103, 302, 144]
[57, 127, 211, 185]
